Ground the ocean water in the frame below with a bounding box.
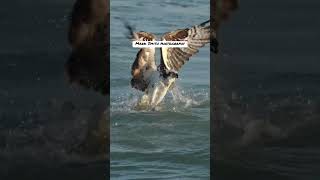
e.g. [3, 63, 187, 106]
[213, 0, 320, 179]
[0, 1, 108, 179]
[110, 0, 210, 179]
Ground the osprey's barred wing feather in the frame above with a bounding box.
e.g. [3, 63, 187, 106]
[160, 20, 211, 72]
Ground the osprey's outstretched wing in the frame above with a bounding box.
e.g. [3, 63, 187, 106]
[124, 23, 157, 92]
[160, 20, 211, 73]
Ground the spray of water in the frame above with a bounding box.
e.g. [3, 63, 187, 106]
[111, 85, 209, 113]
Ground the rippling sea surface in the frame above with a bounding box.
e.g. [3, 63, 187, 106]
[214, 0, 320, 179]
[110, 0, 210, 179]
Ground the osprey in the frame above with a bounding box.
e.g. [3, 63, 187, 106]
[125, 20, 217, 110]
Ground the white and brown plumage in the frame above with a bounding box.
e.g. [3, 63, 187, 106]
[126, 20, 217, 109]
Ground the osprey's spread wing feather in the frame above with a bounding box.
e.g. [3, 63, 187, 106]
[124, 23, 157, 91]
[160, 21, 211, 72]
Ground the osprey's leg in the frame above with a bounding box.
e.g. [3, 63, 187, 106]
[149, 77, 176, 109]
[149, 82, 167, 109]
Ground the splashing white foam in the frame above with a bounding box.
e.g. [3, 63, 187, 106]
[111, 85, 209, 113]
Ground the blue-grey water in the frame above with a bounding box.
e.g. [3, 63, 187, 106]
[213, 0, 320, 179]
[110, 0, 210, 179]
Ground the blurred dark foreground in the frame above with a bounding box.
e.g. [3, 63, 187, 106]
[0, 0, 109, 179]
[212, 0, 320, 179]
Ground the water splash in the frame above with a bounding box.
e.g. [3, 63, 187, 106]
[111, 85, 209, 113]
